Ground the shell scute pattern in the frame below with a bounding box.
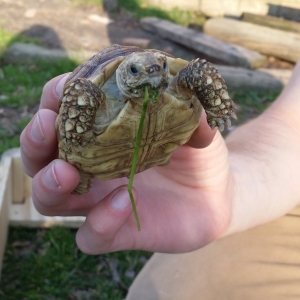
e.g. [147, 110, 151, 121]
[56, 44, 237, 194]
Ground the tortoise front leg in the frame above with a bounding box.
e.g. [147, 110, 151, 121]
[57, 78, 106, 146]
[176, 59, 237, 131]
[57, 78, 105, 195]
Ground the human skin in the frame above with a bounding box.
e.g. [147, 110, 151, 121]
[20, 61, 300, 255]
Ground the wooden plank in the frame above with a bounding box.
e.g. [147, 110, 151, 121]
[0, 148, 85, 277]
[10, 196, 85, 228]
[0, 150, 14, 278]
[242, 12, 300, 33]
[4, 150, 85, 228]
[12, 156, 25, 203]
[140, 17, 267, 68]
[203, 18, 300, 63]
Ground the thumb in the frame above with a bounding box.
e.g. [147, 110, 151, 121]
[187, 110, 218, 149]
[76, 185, 138, 254]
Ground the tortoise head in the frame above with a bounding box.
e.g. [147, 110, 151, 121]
[116, 51, 169, 99]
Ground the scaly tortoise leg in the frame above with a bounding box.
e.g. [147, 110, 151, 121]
[72, 170, 93, 195]
[57, 78, 106, 146]
[57, 77, 106, 194]
[177, 58, 237, 131]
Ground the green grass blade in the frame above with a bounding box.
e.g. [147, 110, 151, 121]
[127, 87, 151, 231]
[128, 86, 160, 231]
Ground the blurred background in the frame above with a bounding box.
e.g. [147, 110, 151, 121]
[0, 0, 299, 299]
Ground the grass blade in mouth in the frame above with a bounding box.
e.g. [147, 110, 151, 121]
[127, 86, 159, 231]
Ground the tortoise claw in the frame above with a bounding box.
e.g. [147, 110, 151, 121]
[230, 111, 238, 120]
[225, 117, 232, 127]
[218, 122, 225, 132]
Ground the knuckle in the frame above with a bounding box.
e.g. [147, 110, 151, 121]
[31, 186, 55, 215]
[87, 216, 107, 238]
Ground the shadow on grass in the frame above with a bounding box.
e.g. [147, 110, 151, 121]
[0, 25, 78, 155]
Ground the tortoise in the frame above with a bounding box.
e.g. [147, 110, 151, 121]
[55, 44, 237, 195]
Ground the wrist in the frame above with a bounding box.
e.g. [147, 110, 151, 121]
[224, 112, 300, 236]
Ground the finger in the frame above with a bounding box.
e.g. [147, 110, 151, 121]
[20, 109, 58, 177]
[186, 109, 218, 148]
[32, 159, 90, 216]
[76, 186, 138, 254]
[40, 73, 70, 112]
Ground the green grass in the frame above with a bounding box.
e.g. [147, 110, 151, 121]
[0, 118, 31, 155]
[0, 59, 78, 108]
[0, 226, 151, 300]
[117, 0, 206, 26]
[73, 0, 206, 27]
[0, 134, 20, 155]
[0, 29, 14, 50]
[0, 59, 78, 156]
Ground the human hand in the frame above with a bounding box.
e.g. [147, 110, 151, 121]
[21, 73, 233, 254]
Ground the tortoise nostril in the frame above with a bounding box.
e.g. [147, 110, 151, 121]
[146, 64, 161, 74]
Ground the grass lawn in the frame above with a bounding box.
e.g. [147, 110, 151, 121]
[0, 226, 152, 300]
[116, 0, 206, 27]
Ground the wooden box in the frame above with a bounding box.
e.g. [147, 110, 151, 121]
[0, 148, 85, 277]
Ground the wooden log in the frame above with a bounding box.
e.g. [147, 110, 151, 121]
[3, 43, 97, 65]
[215, 65, 292, 90]
[242, 12, 300, 34]
[165, 56, 292, 90]
[203, 18, 300, 63]
[140, 17, 267, 68]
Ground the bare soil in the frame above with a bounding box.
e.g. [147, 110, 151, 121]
[0, 0, 204, 60]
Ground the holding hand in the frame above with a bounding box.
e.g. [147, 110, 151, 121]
[20, 72, 232, 254]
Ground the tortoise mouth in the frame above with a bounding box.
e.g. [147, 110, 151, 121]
[130, 80, 168, 94]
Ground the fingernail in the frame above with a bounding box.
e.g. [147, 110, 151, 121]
[110, 188, 131, 210]
[43, 161, 60, 188]
[55, 74, 69, 97]
[30, 112, 45, 142]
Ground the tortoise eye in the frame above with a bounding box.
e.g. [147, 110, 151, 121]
[130, 65, 139, 75]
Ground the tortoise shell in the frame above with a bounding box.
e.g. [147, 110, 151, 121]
[55, 44, 236, 194]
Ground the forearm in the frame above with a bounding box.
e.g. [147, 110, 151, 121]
[225, 61, 300, 235]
